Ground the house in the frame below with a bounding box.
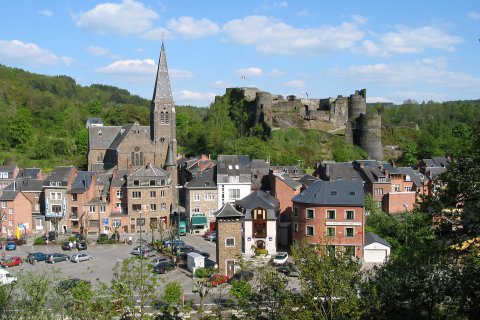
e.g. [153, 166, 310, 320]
[235, 190, 279, 255]
[292, 180, 365, 258]
[363, 232, 391, 263]
[315, 161, 362, 182]
[381, 163, 417, 213]
[43, 166, 78, 235]
[298, 174, 318, 189]
[215, 202, 244, 277]
[66, 171, 98, 235]
[0, 189, 32, 237]
[352, 160, 390, 209]
[251, 159, 270, 191]
[216, 155, 252, 208]
[126, 163, 173, 233]
[270, 165, 304, 180]
[17, 168, 42, 180]
[0, 165, 19, 191]
[109, 170, 130, 234]
[184, 167, 217, 232]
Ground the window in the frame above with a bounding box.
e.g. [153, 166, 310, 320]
[150, 180, 156, 186]
[228, 176, 239, 183]
[193, 194, 200, 201]
[100, 205, 106, 213]
[35, 218, 43, 228]
[193, 207, 200, 213]
[330, 191, 337, 196]
[378, 177, 386, 182]
[132, 192, 141, 199]
[71, 194, 78, 201]
[1, 201, 6, 208]
[35, 193, 39, 199]
[294, 223, 298, 232]
[116, 190, 123, 198]
[160, 179, 165, 186]
[8, 208, 13, 215]
[35, 204, 40, 211]
[326, 227, 335, 237]
[306, 226, 314, 236]
[1, 172, 7, 178]
[205, 193, 215, 201]
[376, 201, 382, 208]
[346, 210, 355, 220]
[306, 208, 315, 219]
[134, 180, 140, 186]
[160, 190, 166, 198]
[50, 192, 62, 200]
[349, 191, 356, 196]
[136, 218, 145, 226]
[404, 186, 412, 192]
[52, 205, 62, 213]
[392, 184, 400, 192]
[253, 208, 266, 220]
[89, 206, 95, 213]
[405, 175, 411, 181]
[9, 220, 13, 227]
[228, 189, 240, 199]
[344, 246, 355, 257]
[113, 220, 121, 228]
[225, 237, 235, 247]
[294, 206, 299, 217]
[345, 227, 354, 237]
[132, 204, 141, 211]
[327, 210, 336, 220]
[326, 245, 336, 256]
[374, 188, 384, 196]
[150, 204, 157, 211]
[161, 203, 166, 211]
[150, 191, 157, 198]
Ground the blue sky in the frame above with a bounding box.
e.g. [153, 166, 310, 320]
[1, 1, 480, 107]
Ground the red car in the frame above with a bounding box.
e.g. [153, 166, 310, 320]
[209, 274, 229, 287]
[1, 256, 23, 268]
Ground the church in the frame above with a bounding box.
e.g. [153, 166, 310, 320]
[87, 43, 177, 176]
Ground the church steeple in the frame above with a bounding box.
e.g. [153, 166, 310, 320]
[152, 43, 173, 103]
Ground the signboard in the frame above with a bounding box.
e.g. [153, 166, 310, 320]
[102, 218, 109, 226]
[325, 221, 362, 226]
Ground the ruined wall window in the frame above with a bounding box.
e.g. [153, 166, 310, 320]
[165, 112, 169, 124]
[160, 112, 165, 124]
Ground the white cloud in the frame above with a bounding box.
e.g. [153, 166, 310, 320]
[353, 26, 462, 57]
[391, 91, 446, 103]
[257, 1, 288, 12]
[170, 69, 193, 78]
[39, 9, 53, 17]
[0, 39, 72, 67]
[96, 58, 156, 75]
[175, 90, 216, 102]
[366, 96, 392, 103]
[222, 15, 364, 55]
[283, 79, 306, 89]
[235, 67, 263, 77]
[468, 11, 480, 20]
[268, 69, 284, 77]
[213, 80, 228, 88]
[74, 0, 158, 36]
[141, 27, 173, 41]
[167, 17, 220, 39]
[87, 46, 110, 56]
[351, 15, 367, 25]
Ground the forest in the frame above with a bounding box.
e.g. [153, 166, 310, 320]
[1, 64, 480, 171]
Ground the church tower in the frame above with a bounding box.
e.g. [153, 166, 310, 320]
[151, 43, 177, 167]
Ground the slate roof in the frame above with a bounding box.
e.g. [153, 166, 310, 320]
[427, 167, 447, 179]
[111, 170, 129, 188]
[320, 161, 362, 181]
[108, 123, 150, 151]
[251, 159, 269, 170]
[184, 168, 216, 189]
[86, 118, 103, 127]
[235, 190, 279, 211]
[152, 43, 174, 103]
[215, 202, 244, 218]
[353, 160, 389, 183]
[431, 157, 451, 167]
[364, 232, 391, 247]
[4, 179, 43, 192]
[298, 174, 318, 187]
[273, 172, 301, 190]
[129, 164, 170, 178]
[0, 190, 20, 201]
[217, 155, 251, 175]
[88, 125, 122, 149]
[270, 165, 303, 178]
[396, 167, 426, 187]
[292, 180, 365, 206]
[68, 171, 95, 194]
[0, 165, 17, 174]
[17, 168, 40, 179]
[44, 166, 75, 184]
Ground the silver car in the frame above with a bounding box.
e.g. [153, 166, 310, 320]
[71, 253, 92, 263]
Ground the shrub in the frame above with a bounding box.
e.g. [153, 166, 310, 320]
[194, 267, 211, 278]
[255, 248, 269, 256]
[67, 236, 76, 242]
[34, 236, 46, 245]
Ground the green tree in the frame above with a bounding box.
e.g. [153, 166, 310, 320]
[7, 107, 33, 146]
[160, 281, 184, 318]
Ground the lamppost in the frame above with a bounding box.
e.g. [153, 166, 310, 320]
[98, 188, 102, 235]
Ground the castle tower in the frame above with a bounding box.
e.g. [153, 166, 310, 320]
[359, 112, 383, 160]
[150, 43, 177, 168]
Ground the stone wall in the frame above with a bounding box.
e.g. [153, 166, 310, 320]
[216, 218, 243, 276]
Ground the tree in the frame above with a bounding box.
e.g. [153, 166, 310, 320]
[6, 107, 33, 147]
[192, 268, 212, 314]
[160, 281, 184, 318]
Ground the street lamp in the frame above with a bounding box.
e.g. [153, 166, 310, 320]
[98, 188, 102, 235]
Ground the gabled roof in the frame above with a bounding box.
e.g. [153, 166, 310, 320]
[292, 180, 364, 206]
[4, 179, 43, 192]
[353, 160, 388, 183]
[318, 161, 362, 181]
[273, 172, 301, 190]
[17, 168, 40, 179]
[215, 202, 244, 219]
[270, 165, 303, 178]
[217, 155, 251, 175]
[0, 165, 17, 173]
[235, 190, 279, 211]
[184, 168, 216, 189]
[364, 232, 391, 247]
[68, 171, 95, 194]
[111, 170, 129, 188]
[88, 125, 122, 149]
[0, 190, 20, 201]
[44, 166, 75, 184]
[298, 174, 318, 187]
[129, 164, 170, 178]
[396, 167, 426, 186]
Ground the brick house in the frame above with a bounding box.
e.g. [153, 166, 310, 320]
[215, 202, 244, 277]
[0, 190, 32, 238]
[292, 180, 365, 258]
[235, 190, 279, 255]
[352, 160, 390, 209]
[66, 171, 98, 235]
[126, 164, 173, 233]
[44, 166, 78, 235]
[184, 167, 217, 232]
[109, 170, 130, 234]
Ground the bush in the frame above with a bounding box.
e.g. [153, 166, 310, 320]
[194, 267, 211, 278]
[255, 248, 268, 256]
[34, 236, 46, 245]
[67, 236, 76, 242]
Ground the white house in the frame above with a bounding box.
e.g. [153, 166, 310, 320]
[363, 232, 391, 263]
[216, 155, 252, 208]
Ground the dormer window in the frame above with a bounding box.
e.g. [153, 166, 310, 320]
[293, 168, 298, 174]
[228, 165, 232, 170]
[378, 177, 386, 182]
[331, 191, 337, 196]
[235, 165, 239, 170]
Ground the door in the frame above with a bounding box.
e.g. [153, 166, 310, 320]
[226, 260, 235, 277]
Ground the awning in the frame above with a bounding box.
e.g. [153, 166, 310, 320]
[191, 215, 207, 226]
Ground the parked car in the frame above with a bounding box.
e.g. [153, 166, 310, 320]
[272, 252, 289, 265]
[205, 232, 217, 242]
[58, 278, 91, 291]
[5, 241, 16, 251]
[202, 230, 213, 238]
[46, 253, 70, 263]
[209, 274, 229, 287]
[0, 256, 23, 268]
[152, 256, 169, 267]
[228, 271, 254, 283]
[71, 253, 92, 263]
[276, 262, 299, 277]
[139, 247, 157, 258]
[162, 238, 185, 247]
[27, 252, 48, 263]
[175, 245, 194, 254]
[76, 240, 87, 250]
[131, 246, 155, 256]
[153, 261, 176, 274]
[61, 241, 74, 251]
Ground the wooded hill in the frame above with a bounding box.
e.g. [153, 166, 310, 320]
[1, 64, 479, 171]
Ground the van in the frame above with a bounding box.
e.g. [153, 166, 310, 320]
[0, 269, 17, 285]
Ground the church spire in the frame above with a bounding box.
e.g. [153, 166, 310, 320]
[152, 42, 173, 103]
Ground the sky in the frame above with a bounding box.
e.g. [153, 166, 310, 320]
[1, 1, 480, 107]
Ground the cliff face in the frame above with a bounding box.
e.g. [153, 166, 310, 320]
[220, 87, 383, 160]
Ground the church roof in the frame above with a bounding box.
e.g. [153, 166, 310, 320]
[129, 164, 170, 178]
[88, 126, 122, 149]
[152, 43, 173, 103]
[164, 141, 175, 167]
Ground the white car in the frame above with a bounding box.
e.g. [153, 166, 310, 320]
[272, 252, 289, 265]
[71, 253, 92, 263]
[0, 269, 17, 285]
